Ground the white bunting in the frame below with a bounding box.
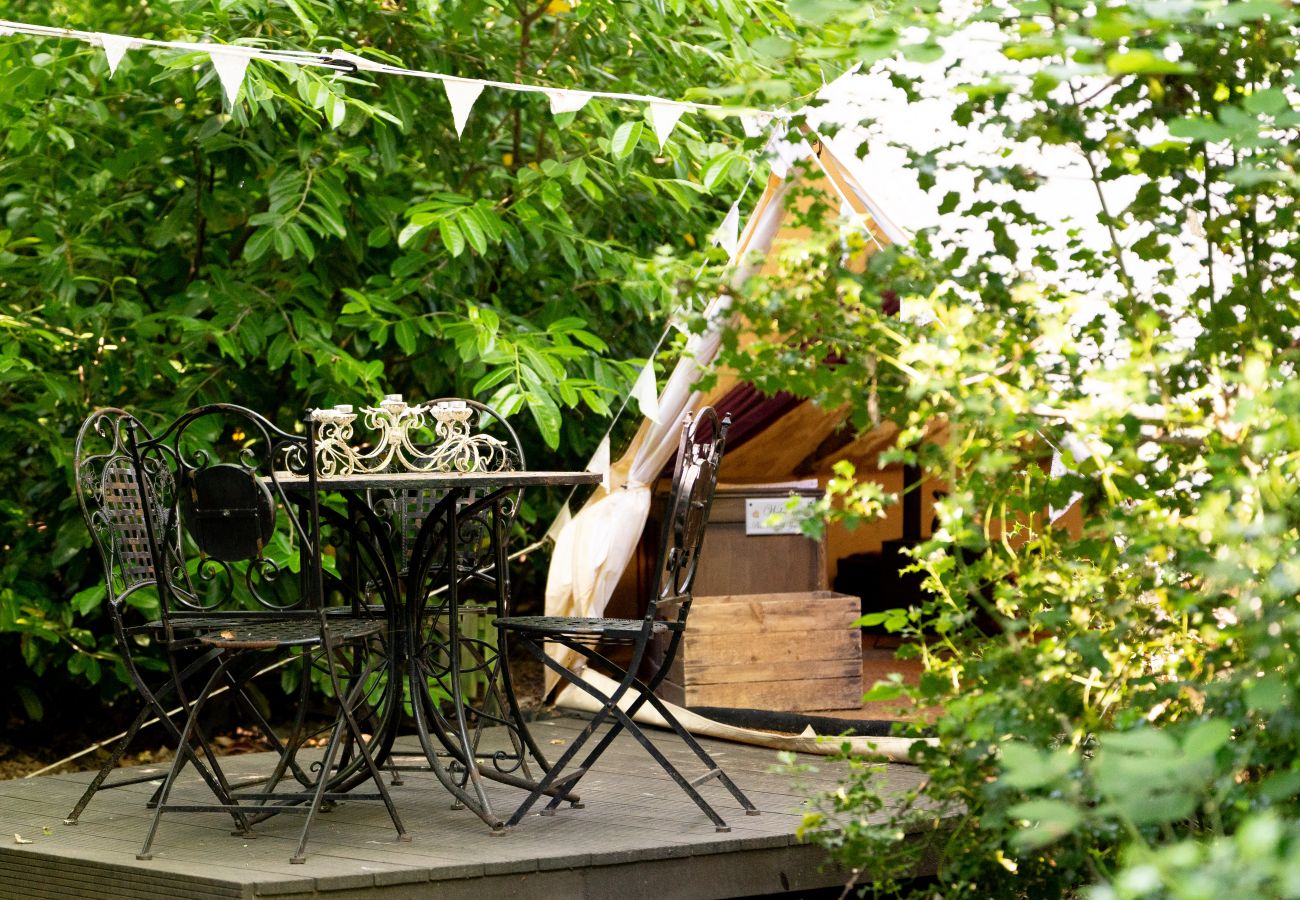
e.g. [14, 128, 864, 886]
[545, 501, 573, 542]
[98, 33, 133, 76]
[740, 113, 765, 139]
[769, 131, 813, 180]
[1047, 448, 1084, 523]
[547, 89, 591, 115]
[0, 18, 802, 129]
[209, 49, 250, 107]
[586, 434, 611, 492]
[443, 78, 485, 139]
[648, 102, 687, 150]
[712, 201, 741, 257]
[630, 364, 661, 424]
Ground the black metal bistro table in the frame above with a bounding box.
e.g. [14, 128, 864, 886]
[278, 465, 602, 831]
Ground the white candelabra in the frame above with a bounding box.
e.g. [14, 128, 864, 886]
[311, 395, 512, 476]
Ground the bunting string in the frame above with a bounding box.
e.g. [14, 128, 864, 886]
[0, 17, 788, 134]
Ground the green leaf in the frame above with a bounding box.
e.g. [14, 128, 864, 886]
[611, 121, 644, 160]
[457, 211, 488, 254]
[1000, 742, 1073, 790]
[1105, 50, 1194, 75]
[15, 686, 42, 721]
[70, 584, 105, 617]
[861, 678, 905, 702]
[1181, 719, 1231, 759]
[394, 319, 418, 355]
[439, 218, 466, 257]
[1243, 88, 1288, 115]
[701, 151, 737, 192]
[526, 391, 563, 449]
[1007, 799, 1081, 849]
[541, 180, 564, 212]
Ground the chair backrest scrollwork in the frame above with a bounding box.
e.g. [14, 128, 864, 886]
[75, 408, 173, 611]
[652, 407, 731, 607]
[130, 404, 315, 629]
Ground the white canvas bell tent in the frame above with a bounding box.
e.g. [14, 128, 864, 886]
[536, 115, 933, 758]
[542, 135, 902, 648]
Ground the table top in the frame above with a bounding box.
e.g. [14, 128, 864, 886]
[272, 469, 603, 490]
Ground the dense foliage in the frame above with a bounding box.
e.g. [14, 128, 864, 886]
[0, 0, 853, 723]
[716, 0, 1300, 896]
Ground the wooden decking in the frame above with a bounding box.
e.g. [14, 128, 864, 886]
[0, 714, 925, 899]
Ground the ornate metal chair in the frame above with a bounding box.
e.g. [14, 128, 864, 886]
[121, 403, 407, 863]
[495, 407, 759, 831]
[68, 408, 301, 827]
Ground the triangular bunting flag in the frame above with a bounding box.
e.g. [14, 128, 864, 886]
[712, 202, 740, 257]
[545, 501, 573, 543]
[740, 113, 765, 139]
[209, 50, 250, 107]
[547, 89, 591, 115]
[586, 434, 611, 492]
[1048, 449, 1085, 524]
[98, 33, 133, 77]
[648, 102, 687, 150]
[769, 133, 813, 180]
[443, 78, 485, 139]
[630, 364, 661, 423]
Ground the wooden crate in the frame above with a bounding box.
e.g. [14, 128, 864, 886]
[657, 591, 863, 712]
[692, 487, 828, 597]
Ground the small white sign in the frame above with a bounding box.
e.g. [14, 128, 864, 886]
[744, 496, 813, 536]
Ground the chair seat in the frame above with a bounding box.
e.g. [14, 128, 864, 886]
[197, 618, 385, 649]
[140, 607, 387, 633]
[495, 615, 670, 638]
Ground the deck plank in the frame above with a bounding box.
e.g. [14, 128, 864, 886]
[0, 715, 926, 899]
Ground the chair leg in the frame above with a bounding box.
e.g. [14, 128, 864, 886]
[330, 642, 408, 841]
[640, 689, 759, 815]
[605, 704, 733, 831]
[64, 703, 152, 825]
[222, 663, 313, 789]
[290, 696, 349, 864]
[68, 648, 226, 823]
[290, 642, 407, 864]
[138, 658, 234, 860]
[504, 639, 637, 827]
[241, 652, 316, 827]
[555, 646, 758, 819]
[513, 637, 756, 831]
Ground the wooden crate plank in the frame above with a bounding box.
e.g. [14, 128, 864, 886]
[677, 656, 860, 686]
[665, 592, 860, 633]
[664, 675, 864, 712]
[676, 629, 859, 667]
